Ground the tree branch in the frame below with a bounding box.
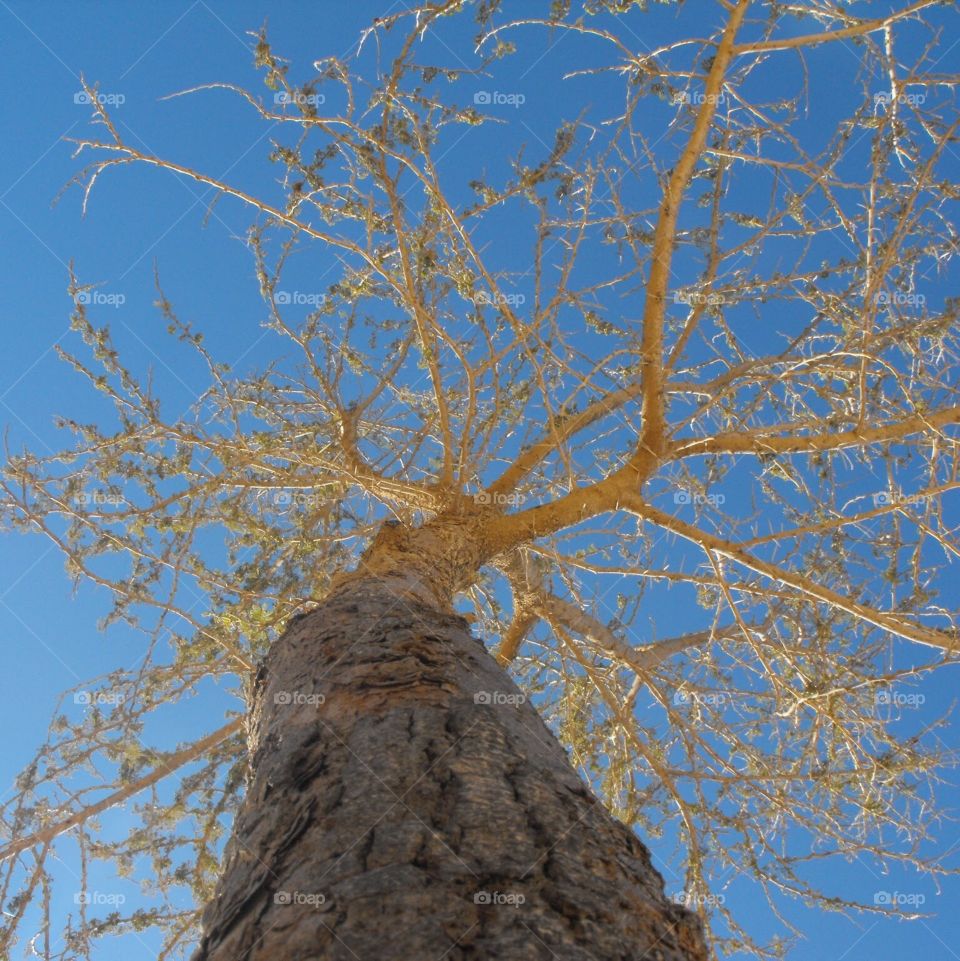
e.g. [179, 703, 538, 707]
[733, 0, 940, 56]
[0, 720, 242, 864]
[672, 404, 960, 459]
[632, 0, 749, 463]
[627, 495, 959, 654]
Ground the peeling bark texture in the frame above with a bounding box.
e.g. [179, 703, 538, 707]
[192, 574, 707, 961]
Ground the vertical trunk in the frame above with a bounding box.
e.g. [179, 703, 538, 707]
[193, 573, 707, 960]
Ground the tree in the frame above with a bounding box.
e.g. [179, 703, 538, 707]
[2, 0, 959, 957]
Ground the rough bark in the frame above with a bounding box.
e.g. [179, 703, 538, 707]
[192, 565, 707, 960]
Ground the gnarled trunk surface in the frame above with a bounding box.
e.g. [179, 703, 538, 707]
[192, 571, 707, 960]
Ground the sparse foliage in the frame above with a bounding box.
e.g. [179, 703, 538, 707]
[2, 1, 959, 958]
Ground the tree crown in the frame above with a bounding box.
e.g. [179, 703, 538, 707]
[2, 2, 959, 957]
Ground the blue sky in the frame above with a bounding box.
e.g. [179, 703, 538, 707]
[1, 1, 958, 959]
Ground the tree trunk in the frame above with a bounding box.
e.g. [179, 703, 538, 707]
[192, 566, 707, 960]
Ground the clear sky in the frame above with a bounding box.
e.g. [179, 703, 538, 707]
[0, 2, 958, 960]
